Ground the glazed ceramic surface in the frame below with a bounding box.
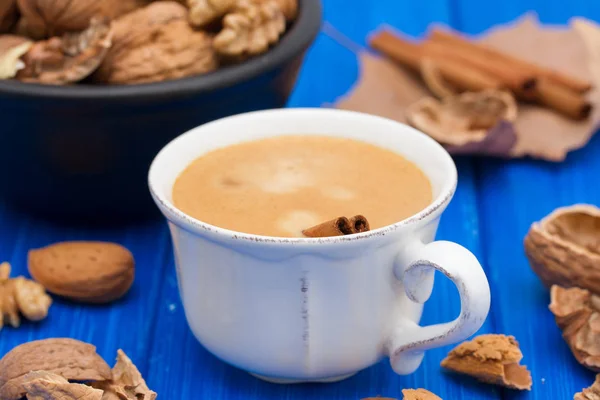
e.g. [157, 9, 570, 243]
[149, 108, 491, 382]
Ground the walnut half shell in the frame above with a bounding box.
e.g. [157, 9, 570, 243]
[524, 204, 600, 294]
[406, 89, 518, 147]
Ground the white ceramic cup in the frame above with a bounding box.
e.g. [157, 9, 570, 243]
[148, 108, 491, 384]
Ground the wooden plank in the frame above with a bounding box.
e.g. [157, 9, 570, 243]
[0, 210, 170, 381]
[450, 2, 600, 398]
[145, 0, 497, 399]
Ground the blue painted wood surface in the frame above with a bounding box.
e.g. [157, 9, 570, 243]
[2, 0, 600, 399]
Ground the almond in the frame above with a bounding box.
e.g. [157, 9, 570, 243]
[28, 241, 134, 304]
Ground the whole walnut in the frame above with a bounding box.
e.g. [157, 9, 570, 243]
[0, 0, 18, 33]
[16, 0, 150, 37]
[93, 2, 218, 84]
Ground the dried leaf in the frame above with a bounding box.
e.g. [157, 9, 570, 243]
[22, 371, 103, 400]
[93, 1, 217, 84]
[213, 0, 285, 57]
[92, 350, 156, 400]
[0, 35, 33, 79]
[406, 90, 518, 156]
[16, 0, 149, 37]
[524, 204, 600, 294]
[575, 375, 600, 400]
[17, 17, 113, 84]
[334, 14, 600, 161]
[441, 334, 532, 390]
[549, 285, 600, 371]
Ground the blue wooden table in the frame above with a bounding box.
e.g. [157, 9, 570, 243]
[2, 1, 600, 399]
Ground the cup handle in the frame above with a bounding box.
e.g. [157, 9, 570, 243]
[387, 240, 491, 375]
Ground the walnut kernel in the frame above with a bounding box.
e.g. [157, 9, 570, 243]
[92, 349, 157, 400]
[213, 0, 286, 57]
[189, 0, 237, 27]
[0, 262, 52, 331]
[21, 371, 103, 400]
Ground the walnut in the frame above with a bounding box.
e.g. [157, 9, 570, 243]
[17, 16, 113, 84]
[524, 204, 600, 294]
[93, 2, 217, 84]
[0, 0, 18, 33]
[406, 89, 518, 147]
[92, 349, 156, 400]
[0, 262, 52, 331]
[0, 338, 111, 400]
[0, 35, 33, 79]
[188, 0, 237, 27]
[21, 371, 103, 400]
[441, 334, 532, 390]
[16, 0, 149, 38]
[213, 0, 285, 57]
[576, 375, 600, 400]
[549, 285, 600, 371]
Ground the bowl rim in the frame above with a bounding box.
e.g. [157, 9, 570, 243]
[0, 0, 322, 102]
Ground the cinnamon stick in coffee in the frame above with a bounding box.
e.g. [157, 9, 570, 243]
[369, 30, 504, 93]
[302, 215, 372, 237]
[349, 215, 370, 233]
[429, 28, 593, 94]
[302, 217, 354, 237]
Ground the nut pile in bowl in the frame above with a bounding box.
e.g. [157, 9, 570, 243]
[0, 0, 298, 85]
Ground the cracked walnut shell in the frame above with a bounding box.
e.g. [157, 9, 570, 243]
[16, 0, 150, 38]
[441, 334, 532, 390]
[21, 371, 103, 400]
[214, 0, 286, 57]
[92, 349, 157, 400]
[0, 338, 111, 400]
[576, 375, 600, 400]
[549, 285, 600, 371]
[17, 16, 113, 84]
[93, 1, 218, 84]
[524, 204, 600, 294]
[406, 89, 518, 147]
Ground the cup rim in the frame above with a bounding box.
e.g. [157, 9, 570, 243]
[148, 108, 458, 245]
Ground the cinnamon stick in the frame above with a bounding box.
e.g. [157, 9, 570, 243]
[535, 78, 592, 120]
[349, 215, 370, 233]
[421, 39, 536, 95]
[302, 217, 354, 237]
[302, 215, 372, 237]
[369, 30, 504, 93]
[429, 28, 592, 93]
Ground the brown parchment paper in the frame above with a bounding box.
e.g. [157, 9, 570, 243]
[334, 14, 600, 162]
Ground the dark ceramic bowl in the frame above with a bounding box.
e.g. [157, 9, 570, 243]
[0, 0, 322, 224]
